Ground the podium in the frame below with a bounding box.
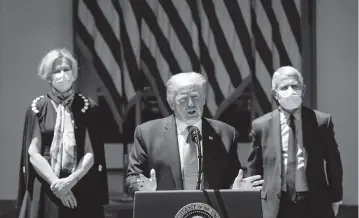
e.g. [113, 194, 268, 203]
[133, 189, 263, 218]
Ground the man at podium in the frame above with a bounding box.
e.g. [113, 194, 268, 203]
[125, 72, 263, 194]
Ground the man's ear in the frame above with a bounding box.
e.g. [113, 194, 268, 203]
[301, 84, 306, 96]
[271, 89, 278, 100]
[200, 95, 206, 105]
[169, 101, 175, 111]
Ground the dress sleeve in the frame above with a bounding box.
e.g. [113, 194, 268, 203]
[16, 105, 39, 207]
[86, 100, 109, 205]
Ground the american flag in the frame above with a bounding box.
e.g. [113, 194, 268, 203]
[74, 0, 304, 132]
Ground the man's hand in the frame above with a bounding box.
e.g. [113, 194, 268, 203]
[59, 191, 77, 209]
[51, 177, 76, 198]
[232, 169, 263, 190]
[137, 169, 157, 192]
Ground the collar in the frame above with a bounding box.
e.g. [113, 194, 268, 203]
[278, 105, 302, 120]
[175, 118, 202, 135]
[48, 88, 75, 106]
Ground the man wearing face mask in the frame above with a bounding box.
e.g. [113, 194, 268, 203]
[247, 66, 343, 218]
[126, 72, 263, 195]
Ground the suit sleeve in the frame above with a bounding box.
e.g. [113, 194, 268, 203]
[323, 115, 343, 202]
[125, 125, 149, 196]
[246, 122, 263, 177]
[224, 127, 241, 188]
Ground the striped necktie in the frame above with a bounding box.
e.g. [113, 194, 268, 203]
[183, 126, 199, 190]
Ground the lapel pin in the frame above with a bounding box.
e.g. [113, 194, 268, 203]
[209, 136, 213, 140]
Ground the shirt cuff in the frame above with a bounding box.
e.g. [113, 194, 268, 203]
[332, 200, 343, 205]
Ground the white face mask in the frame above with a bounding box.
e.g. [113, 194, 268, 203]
[50, 58, 74, 93]
[276, 88, 302, 110]
[51, 71, 74, 92]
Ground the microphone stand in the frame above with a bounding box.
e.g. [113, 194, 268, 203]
[190, 129, 203, 190]
[195, 138, 203, 190]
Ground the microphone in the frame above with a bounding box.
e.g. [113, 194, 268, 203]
[188, 126, 202, 146]
[188, 126, 203, 190]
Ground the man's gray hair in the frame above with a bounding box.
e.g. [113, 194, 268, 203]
[271, 66, 304, 90]
[166, 72, 208, 107]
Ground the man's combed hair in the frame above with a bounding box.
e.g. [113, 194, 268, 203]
[271, 66, 304, 90]
[38, 48, 78, 82]
[165, 72, 208, 108]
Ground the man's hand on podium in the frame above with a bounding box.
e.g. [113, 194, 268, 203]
[137, 169, 157, 192]
[232, 169, 263, 190]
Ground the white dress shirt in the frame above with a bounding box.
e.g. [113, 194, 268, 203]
[175, 118, 203, 184]
[279, 107, 343, 207]
[279, 107, 308, 192]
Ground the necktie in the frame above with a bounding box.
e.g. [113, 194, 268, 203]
[183, 126, 199, 190]
[286, 115, 297, 201]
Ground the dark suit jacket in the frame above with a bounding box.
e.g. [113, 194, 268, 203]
[126, 115, 241, 195]
[247, 106, 343, 218]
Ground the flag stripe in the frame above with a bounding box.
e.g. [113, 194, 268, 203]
[223, 0, 254, 72]
[148, 2, 193, 73]
[200, 7, 235, 98]
[129, 0, 172, 90]
[142, 22, 172, 84]
[254, 1, 273, 57]
[83, 0, 141, 91]
[252, 8, 273, 76]
[201, 0, 242, 87]
[158, 0, 201, 72]
[112, 0, 145, 89]
[253, 76, 271, 113]
[78, 0, 125, 97]
[140, 42, 175, 114]
[255, 51, 273, 103]
[281, 0, 301, 52]
[294, 0, 301, 16]
[260, 0, 292, 66]
[75, 16, 126, 110]
[140, 0, 182, 74]
[273, 0, 301, 69]
[97, 0, 119, 39]
[212, 0, 250, 80]
[186, 0, 226, 106]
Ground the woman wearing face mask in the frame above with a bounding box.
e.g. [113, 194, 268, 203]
[247, 66, 343, 218]
[17, 48, 108, 218]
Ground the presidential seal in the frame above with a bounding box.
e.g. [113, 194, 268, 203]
[175, 203, 220, 218]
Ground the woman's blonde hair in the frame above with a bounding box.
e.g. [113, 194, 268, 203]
[38, 48, 78, 82]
